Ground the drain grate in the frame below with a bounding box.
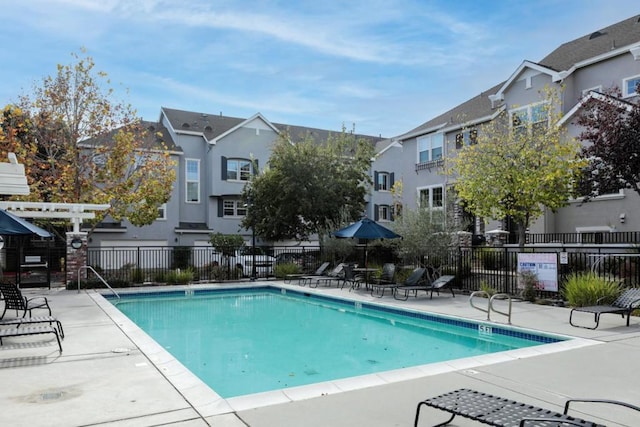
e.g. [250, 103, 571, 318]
[41, 391, 64, 401]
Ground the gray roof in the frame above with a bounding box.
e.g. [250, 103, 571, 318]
[540, 14, 640, 71]
[141, 120, 179, 152]
[161, 107, 384, 147]
[400, 14, 640, 140]
[399, 81, 504, 139]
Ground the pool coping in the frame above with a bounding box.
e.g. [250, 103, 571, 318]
[89, 283, 602, 417]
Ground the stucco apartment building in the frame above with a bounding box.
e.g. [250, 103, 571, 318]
[87, 108, 384, 249]
[368, 14, 640, 243]
[90, 14, 640, 249]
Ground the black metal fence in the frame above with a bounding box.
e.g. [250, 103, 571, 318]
[79, 244, 640, 298]
[4, 239, 638, 296]
[444, 245, 640, 298]
[0, 237, 66, 287]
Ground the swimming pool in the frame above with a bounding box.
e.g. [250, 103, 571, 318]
[108, 285, 566, 399]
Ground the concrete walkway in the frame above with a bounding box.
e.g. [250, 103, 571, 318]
[1, 282, 639, 426]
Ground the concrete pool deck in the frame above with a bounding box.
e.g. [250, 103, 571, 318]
[1, 281, 639, 426]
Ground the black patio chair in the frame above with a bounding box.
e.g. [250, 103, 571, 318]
[0, 282, 51, 319]
[569, 287, 640, 329]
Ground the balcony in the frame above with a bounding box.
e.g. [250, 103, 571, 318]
[415, 159, 444, 172]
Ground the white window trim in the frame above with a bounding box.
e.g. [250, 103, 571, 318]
[622, 74, 640, 98]
[417, 133, 444, 163]
[509, 102, 548, 129]
[417, 185, 445, 210]
[377, 204, 391, 222]
[185, 158, 200, 204]
[227, 158, 253, 182]
[377, 172, 390, 192]
[223, 199, 247, 218]
[156, 203, 167, 221]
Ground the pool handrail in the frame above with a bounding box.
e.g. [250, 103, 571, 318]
[469, 291, 512, 324]
[77, 265, 120, 300]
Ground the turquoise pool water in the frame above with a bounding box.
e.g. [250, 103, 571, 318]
[111, 287, 564, 398]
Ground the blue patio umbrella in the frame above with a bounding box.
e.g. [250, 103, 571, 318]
[0, 209, 52, 237]
[333, 218, 401, 267]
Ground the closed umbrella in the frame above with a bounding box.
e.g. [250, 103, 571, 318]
[333, 218, 401, 268]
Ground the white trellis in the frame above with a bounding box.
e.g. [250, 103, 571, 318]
[0, 201, 110, 233]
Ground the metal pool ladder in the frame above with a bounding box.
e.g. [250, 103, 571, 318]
[469, 291, 512, 324]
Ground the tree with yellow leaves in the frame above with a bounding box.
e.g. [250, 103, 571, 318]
[447, 87, 585, 249]
[0, 50, 175, 230]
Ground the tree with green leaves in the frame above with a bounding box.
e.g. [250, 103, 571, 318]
[575, 87, 640, 200]
[242, 127, 375, 241]
[389, 188, 463, 269]
[447, 87, 585, 249]
[1, 49, 175, 229]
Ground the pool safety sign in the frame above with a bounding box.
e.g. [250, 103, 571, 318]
[517, 253, 558, 292]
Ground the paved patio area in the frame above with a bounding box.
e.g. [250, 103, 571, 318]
[1, 281, 639, 426]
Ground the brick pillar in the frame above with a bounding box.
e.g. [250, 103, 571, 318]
[66, 232, 88, 286]
[456, 231, 472, 247]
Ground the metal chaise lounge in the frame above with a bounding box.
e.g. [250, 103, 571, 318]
[0, 316, 64, 339]
[0, 325, 63, 353]
[569, 287, 640, 329]
[414, 388, 640, 427]
[370, 267, 425, 298]
[312, 263, 346, 288]
[394, 275, 455, 301]
[295, 262, 331, 286]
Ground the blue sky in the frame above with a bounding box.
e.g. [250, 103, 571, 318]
[1, 1, 638, 137]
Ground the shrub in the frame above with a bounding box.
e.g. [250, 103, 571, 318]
[68, 278, 131, 290]
[518, 270, 538, 302]
[208, 265, 243, 281]
[152, 269, 167, 283]
[166, 268, 193, 285]
[274, 262, 301, 279]
[562, 272, 621, 307]
[394, 267, 415, 284]
[478, 281, 497, 297]
[131, 267, 145, 284]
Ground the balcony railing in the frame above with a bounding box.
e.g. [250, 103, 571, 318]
[415, 159, 445, 172]
[525, 232, 640, 245]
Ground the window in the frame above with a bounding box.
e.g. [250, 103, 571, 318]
[418, 186, 444, 209]
[623, 75, 640, 97]
[227, 159, 253, 181]
[510, 103, 548, 137]
[417, 133, 444, 163]
[374, 171, 394, 191]
[374, 204, 394, 222]
[185, 159, 200, 203]
[223, 199, 247, 217]
[376, 205, 391, 222]
[157, 203, 167, 220]
[455, 129, 478, 149]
